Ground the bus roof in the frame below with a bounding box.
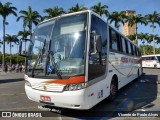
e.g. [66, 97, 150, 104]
[38, 10, 138, 47]
[40, 10, 91, 25]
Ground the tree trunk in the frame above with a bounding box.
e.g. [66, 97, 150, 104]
[135, 24, 138, 45]
[2, 18, 6, 71]
[10, 42, 12, 66]
[152, 24, 155, 55]
[25, 42, 26, 54]
[17, 44, 19, 64]
[143, 43, 145, 55]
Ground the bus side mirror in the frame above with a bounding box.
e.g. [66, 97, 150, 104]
[90, 31, 102, 55]
[19, 39, 32, 57]
[96, 35, 102, 53]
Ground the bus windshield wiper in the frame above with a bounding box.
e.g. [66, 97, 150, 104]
[31, 40, 46, 77]
[48, 51, 62, 79]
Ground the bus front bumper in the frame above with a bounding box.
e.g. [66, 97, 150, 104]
[25, 85, 90, 110]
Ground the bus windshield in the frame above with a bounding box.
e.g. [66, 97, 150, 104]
[27, 13, 87, 78]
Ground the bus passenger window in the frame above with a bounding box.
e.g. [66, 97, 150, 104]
[110, 30, 118, 51]
[131, 44, 134, 56]
[127, 42, 132, 55]
[121, 37, 127, 54]
[135, 46, 138, 56]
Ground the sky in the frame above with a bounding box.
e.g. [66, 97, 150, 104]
[0, 0, 160, 54]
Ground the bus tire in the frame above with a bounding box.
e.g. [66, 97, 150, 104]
[136, 69, 140, 80]
[154, 65, 157, 69]
[107, 77, 117, 102]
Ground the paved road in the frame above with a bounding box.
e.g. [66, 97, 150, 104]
[0, 72, 24, 80]
[0, 68, 160, 120]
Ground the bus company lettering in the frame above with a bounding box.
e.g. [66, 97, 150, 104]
[121, 57, 138, 63]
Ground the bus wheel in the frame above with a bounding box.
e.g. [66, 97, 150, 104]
[107, 77, 117, 102]
[136, 70, 140, 80]
[154, 65, 157, 69]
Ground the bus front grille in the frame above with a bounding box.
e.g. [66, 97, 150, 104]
[31, 83, 65, 92]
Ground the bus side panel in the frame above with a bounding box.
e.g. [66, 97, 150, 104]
[84, 73, 113, 109]
[109, 52, 141, 90]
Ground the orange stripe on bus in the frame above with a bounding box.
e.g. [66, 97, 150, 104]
[44, 76, 85, 85]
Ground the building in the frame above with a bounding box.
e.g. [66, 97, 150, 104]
[122, 10, 136, 37]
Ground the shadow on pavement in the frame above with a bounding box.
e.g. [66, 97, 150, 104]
[41, 74, 158, 119]
[0, 78, 24, 84]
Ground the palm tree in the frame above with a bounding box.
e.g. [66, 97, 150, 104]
[0, 40, 2, 47]
[148, 34, 159, 53]
[17, 6, 42, 38]
[17, 15, 27, 31]
[156, 36, 160, 44]
[5, 34, 19, 66]
[145, 11, 160, 54]
[0, 40, 3, 54]
[91, 2, 108, 16]
[138, 33, 149, 55]
[18, 30, 31, 52]
[127, 34, 136, 41]
[68, 3, 87, 13]
[0, 2, 17, 71]
[144, 45, 154, 55]
[107, 11, 126, 30]
[43, 6, 65, 19]
[148, 34, 159, 42]
[125, 14, 147, 44]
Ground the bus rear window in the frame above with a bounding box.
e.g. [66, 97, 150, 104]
[157, 56, 160, 62]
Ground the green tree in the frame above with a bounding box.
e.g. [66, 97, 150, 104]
[148, 34, 159, 43]
[108, 11, 126, 30]
[145, 11, 160, 54]
[156, 36, 160, 44]
[138, 33, 149, 55]
[0, 2, 17, 71]
[0, 40, 2, 55]
[68, 3, 87, 13]
[43, 6, 65, 19]
[18, 30, 31, 52]
[17, 6, 42, 38]
[5, 34, 19, 66]
[0, 39, 2, 48]
[91, 2, 108, 16]
[145, 45, 154, 55]
[156, 47, 160, 54]
[127, 34, 136, 41]
[125, 14, 147, 44]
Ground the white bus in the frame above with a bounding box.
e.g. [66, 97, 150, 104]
[142, 54, 160, 68]
[20, 10, 142, 110]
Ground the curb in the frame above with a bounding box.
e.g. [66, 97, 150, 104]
[0, 78, 24, 83]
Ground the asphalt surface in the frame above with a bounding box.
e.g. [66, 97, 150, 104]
[0, 68, 160, 120]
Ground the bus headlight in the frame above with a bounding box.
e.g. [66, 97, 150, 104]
[64, 83, 86, 91]
[25, 81, 31, 87]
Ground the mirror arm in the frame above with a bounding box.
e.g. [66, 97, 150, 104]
[91, 51, 97, 55]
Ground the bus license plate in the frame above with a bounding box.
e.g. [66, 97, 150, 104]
[40, 95, 51, 102]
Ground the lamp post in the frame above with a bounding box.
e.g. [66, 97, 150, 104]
[150, 25, 156, 54]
